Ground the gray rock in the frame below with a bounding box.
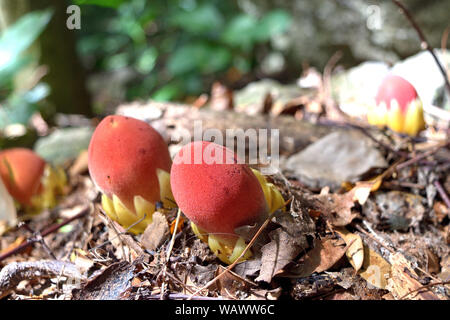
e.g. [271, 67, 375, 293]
[285, 130, 387, 190]
[34, 127, 94, 165]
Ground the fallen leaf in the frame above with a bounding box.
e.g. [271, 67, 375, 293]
[73, 260, 136, 300]
[285, 130, 387, 190]
[335, 227, 364, 272]
[141, 211, 169, 251]
[387, 252, 439, 300]
[189, 264, 218, 286]
[285, 236, 347, 277]
[216, 265, 251, 298]
[306, 187, 357, 227]
[0, 236, 26, 255]
[256, 226, 309, 283]
[170, 215, 184, 234]
[358, 246, 391, 289]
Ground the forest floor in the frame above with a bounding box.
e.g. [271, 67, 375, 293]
[0, 78, 449, 301]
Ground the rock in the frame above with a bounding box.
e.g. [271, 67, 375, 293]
[285, 130, 387, 190]
[34, 127, 94, 165]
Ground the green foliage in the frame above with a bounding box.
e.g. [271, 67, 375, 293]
[77, 0, 292, 105]
[74, 0, 127, 9]
[0, 9, 53, 130]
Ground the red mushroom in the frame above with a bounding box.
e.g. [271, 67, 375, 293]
[368, 75, 425, 136]
[0, 148, 66, 214]
[0, 148, 45, 206]
[88, 115, 174, 234]
[170, 141, 284, 264]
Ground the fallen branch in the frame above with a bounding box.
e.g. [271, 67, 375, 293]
[0, 260, 85, 299]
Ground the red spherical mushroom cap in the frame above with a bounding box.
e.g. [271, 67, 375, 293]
[88, 115, 172, 212]
[0, 148, 46, 205]
[375, 75, 419, 113]
[170, 141, 268, 238]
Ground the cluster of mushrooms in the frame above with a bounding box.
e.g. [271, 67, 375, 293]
[0, 74, 425, 265]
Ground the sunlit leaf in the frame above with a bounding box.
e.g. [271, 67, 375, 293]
[254, 9, 292, 42]
[0, 9, 53, 84]
[222, 14, 258, 50]
[170, 4, 224, 34]
[75, 0, 127, 8]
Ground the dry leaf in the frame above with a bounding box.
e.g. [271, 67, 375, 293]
[141, 211, 169, 251]
[387, 252, 440, 300]
[307, 187, 357, 227]
[215, 265, 251, 298]
[255, 213, 311, 283]
[358, 246, 391, 289]
[335, 227, 364, 272]
[285, 236, 347, 277]
[73, 260, 136, 300]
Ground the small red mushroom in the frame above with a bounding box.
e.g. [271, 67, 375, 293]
[170, 141, 284, 264]
[0, 148, 46, 206]
[368, 75, 425, 136]
[88, 115, 174, 234]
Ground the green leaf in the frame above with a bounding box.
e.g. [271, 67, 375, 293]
[74, 0, 127, 8]
[0, 9, 53, 83]
[103, 52, 130, 70]
[222, 14, 258, 50]
[168, 42, 231, 76]
[254, 9, 292, 42]
[135, 47, 158, 74]
[170, 4, 224, 34]
[0, 83, 50, 129]
[151, 84, 180, 101]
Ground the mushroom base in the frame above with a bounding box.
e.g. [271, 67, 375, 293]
[367, 98, 425, 136]
[100, 169, 175, 234]
[22, 165, 67, 217]
[190, 168, 286, 265]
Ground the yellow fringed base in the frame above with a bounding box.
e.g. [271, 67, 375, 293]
[367, 98, 425, 136]
[25, 164, 67, 216]
[101, 169, 175, 234]
[191, 168, 285, 264]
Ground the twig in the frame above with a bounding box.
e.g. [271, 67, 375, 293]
[392, 0, 450, 96]
[20, 223, 56, 260]
[0, 207, 90, 263]
[396, 142, 448, 170]
[399, 280, 450, 300]
[146, 293, 223, 300]
[160, 208, 181, 300]
[0, 260, 85, 299]
[434, 180, 450, 212]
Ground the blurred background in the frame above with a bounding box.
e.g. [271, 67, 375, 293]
[0, 0, 449, 151]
